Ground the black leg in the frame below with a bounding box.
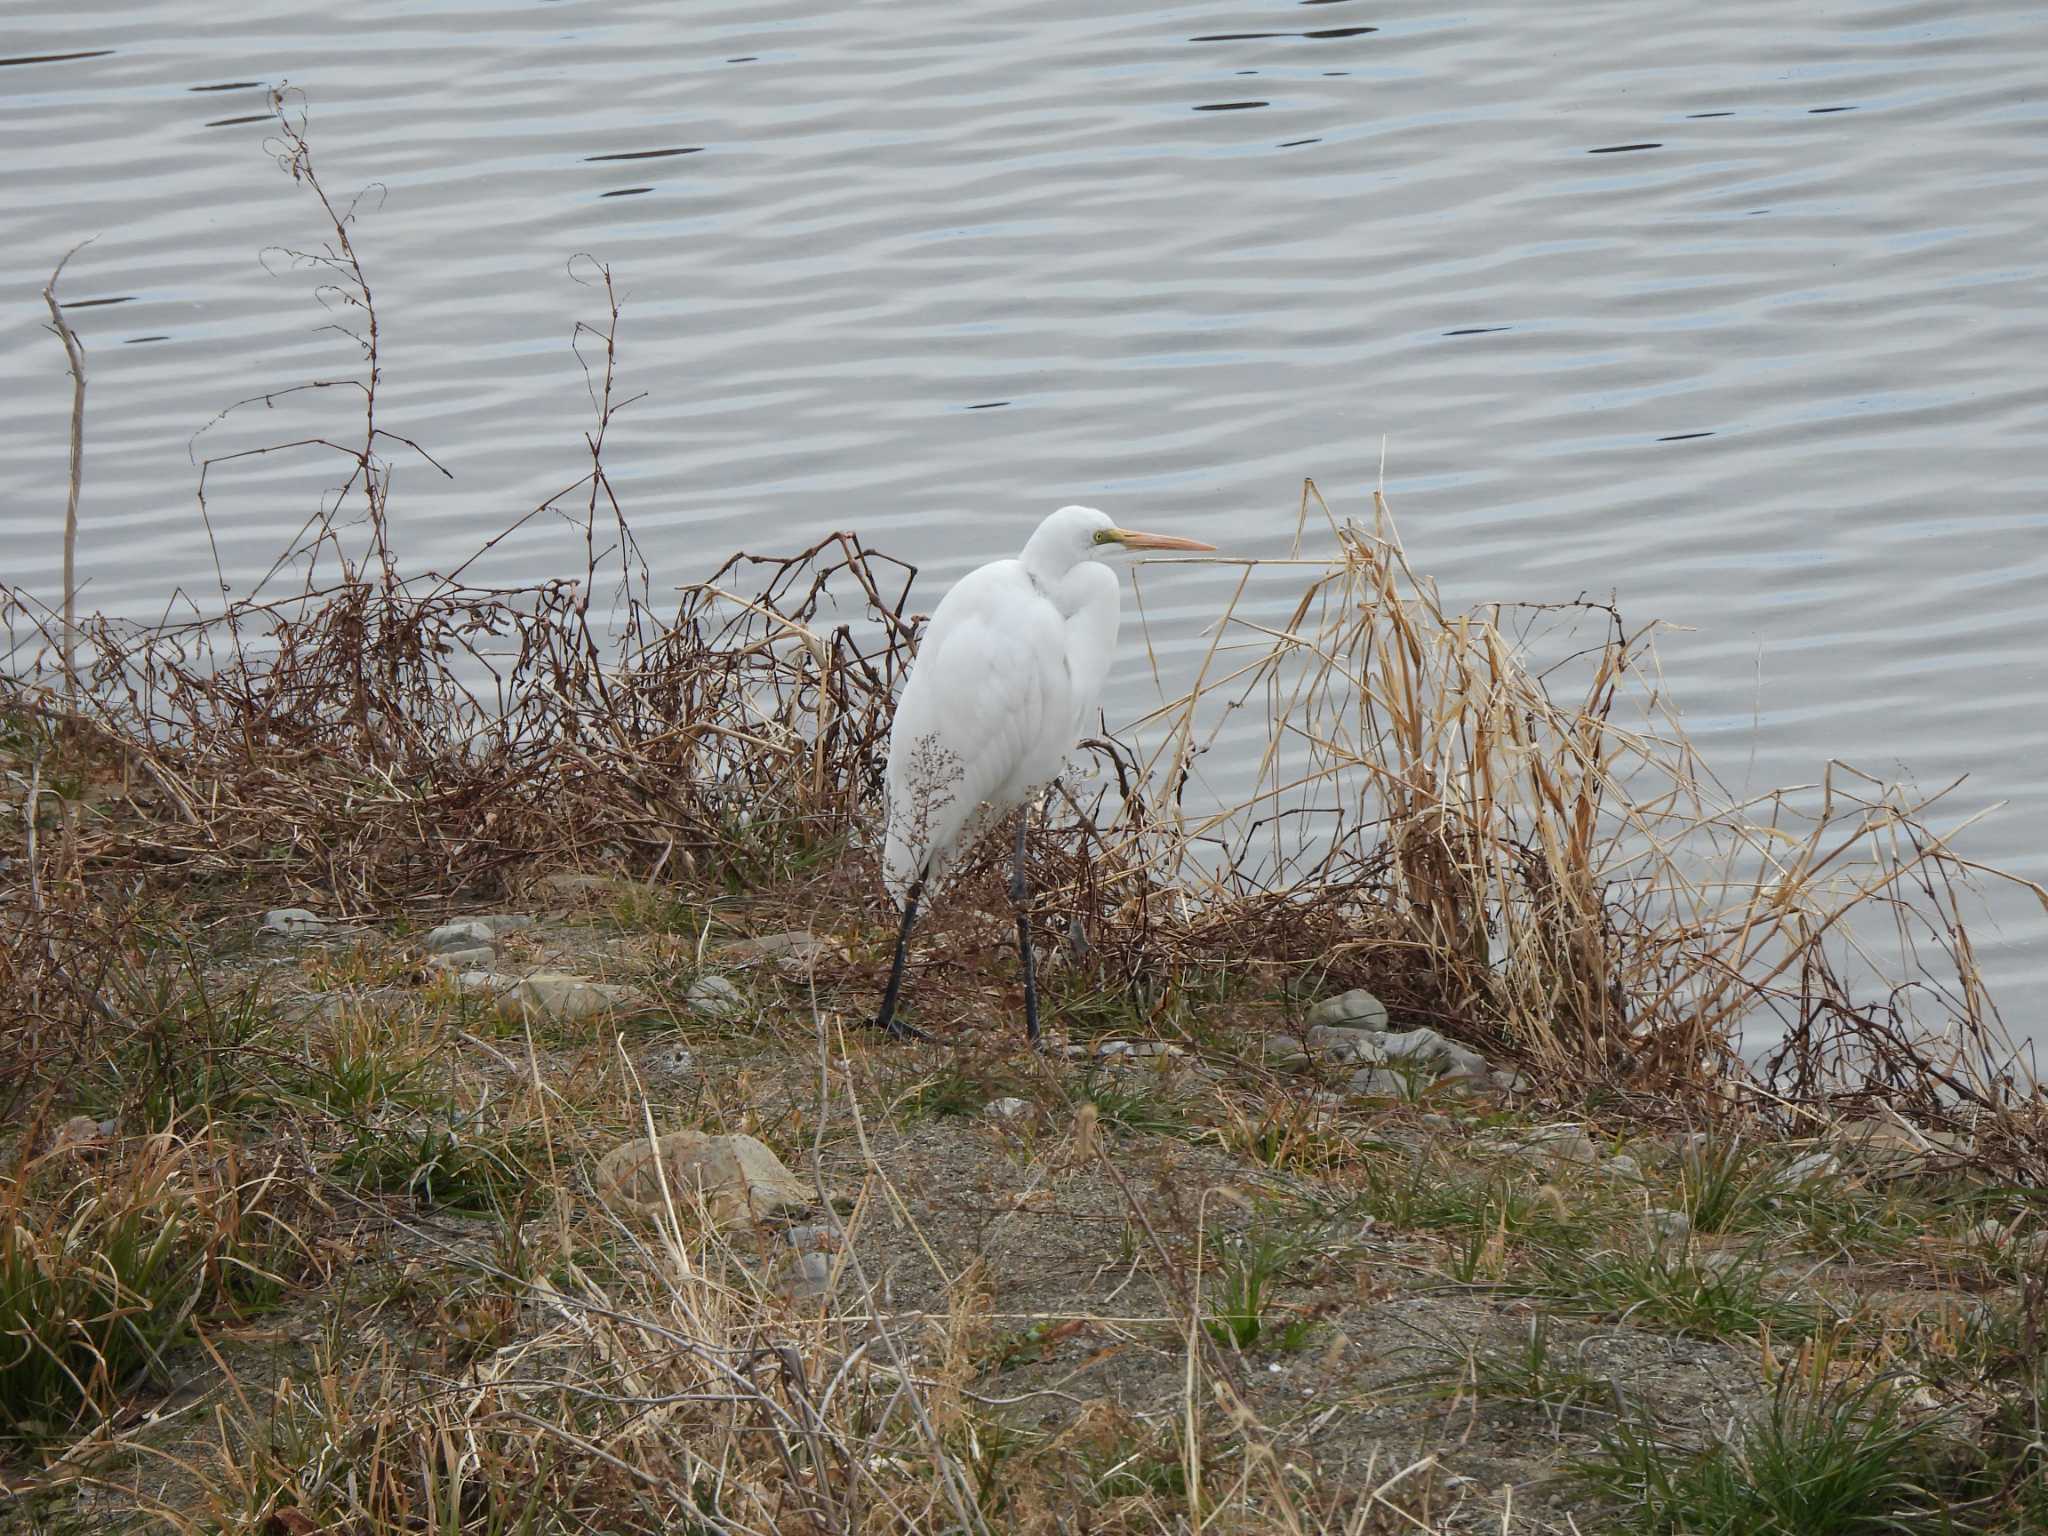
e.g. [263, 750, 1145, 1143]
[872, 875, 936, 1042]
[1010, 809, 1041, 1048]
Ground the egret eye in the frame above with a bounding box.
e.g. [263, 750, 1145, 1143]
[1091, 528, 1122, 546]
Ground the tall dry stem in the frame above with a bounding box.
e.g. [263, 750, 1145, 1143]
[41, 237, 93, 710]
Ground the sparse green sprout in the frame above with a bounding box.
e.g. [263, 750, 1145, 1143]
[1203, 1228, 1305, 1351]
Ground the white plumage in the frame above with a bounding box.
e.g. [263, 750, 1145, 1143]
[870, 505, 1214, 1043]
[882, 506, 1120, 901]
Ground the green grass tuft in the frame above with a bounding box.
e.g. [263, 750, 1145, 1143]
[1573, 1371, 1980, 1535]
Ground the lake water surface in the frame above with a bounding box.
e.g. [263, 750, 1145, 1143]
[4, 0, 2045, 1030]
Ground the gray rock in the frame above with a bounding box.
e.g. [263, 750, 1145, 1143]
[1431, 1072, 1497, 1099]
[452, 969, 518, 998]
[1264, 1033, 1313, 1069]
[428, 945, 498, 971]
[782, 1224, 837, 1252]
[1606, 1153, 1643, 1181]
[594, 1130, 815, 1224]
[719, 930, 834, 969]
[1493, 1124, 1599, 1167]
[1305, 1024, 1380, 1063]
[1303, 988, 1390, 1032]
[686, 974, 745, 1018]
[1347, 1067, 1413, 1099]
[1094, 1040, 1184, 1060]
[1375, 1027, 1492, 1079]
[1781, 1151, 1841, 1184]
[984, 1096, 1032, 1121]
[260, 908, 326, 937]
[499, 972, 642, 1025]
[787, 1251, 834, 1299]
[1491, 1068, 1533, 1093]
[425, 920, 497, 953]
[1307, 1022, 1492, 1082]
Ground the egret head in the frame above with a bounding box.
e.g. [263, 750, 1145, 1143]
[1025, 505, 1215, 575]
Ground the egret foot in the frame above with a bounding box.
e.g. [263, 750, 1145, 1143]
[870, 1013, 940, 1045]
[870, 875, 930, 1043]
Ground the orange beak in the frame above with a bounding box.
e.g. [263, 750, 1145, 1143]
[1107, 527, 1217, 552]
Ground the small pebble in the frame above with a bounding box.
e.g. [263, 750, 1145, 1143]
[984, 1096, 1032, 1121]
[260, 908, 325, 937]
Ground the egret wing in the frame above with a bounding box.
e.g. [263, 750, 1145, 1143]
[882, 563, 1071, 901]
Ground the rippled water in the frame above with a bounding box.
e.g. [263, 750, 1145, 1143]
[5, 0, 2045, 1023]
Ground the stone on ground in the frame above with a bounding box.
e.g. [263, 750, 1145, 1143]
[717, 930, 837, 971]
[1263, 1033, 1313, 1069]
[594, 1130, 815, 1225]
[260, 908, 326, 937]
[498, 971, 642, 1025]
[452, 970, 518, 998]
[686, 974, 746, 1018]
[1302, 988, 1390, 1032]
[1781, 1150, 1842, 1184]
[1347, 1066, 1413, 1099]
[1307, 1020, 1494, 1085]
[1488, 1124, 1600, 1167]
[425, 919, 493, 953]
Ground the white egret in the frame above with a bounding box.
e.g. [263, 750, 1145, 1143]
[872, 505, 1215, 1044]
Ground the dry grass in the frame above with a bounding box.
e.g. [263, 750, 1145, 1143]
[1091, 485, 2048, 1133]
